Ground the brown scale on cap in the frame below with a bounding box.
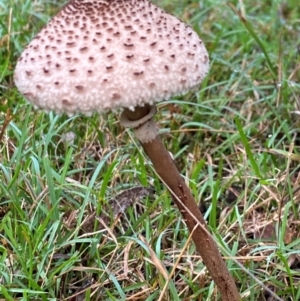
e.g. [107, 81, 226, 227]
[14, 0, 209, 115]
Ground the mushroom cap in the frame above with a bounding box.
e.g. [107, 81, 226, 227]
[14, 0, 209, 115]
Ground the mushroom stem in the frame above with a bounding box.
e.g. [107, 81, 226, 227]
[121, 106, 240, 301]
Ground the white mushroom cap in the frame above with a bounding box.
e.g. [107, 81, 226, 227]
[14, 0, 209, 115]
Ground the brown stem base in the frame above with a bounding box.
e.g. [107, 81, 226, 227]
[141, 135, 240, 301]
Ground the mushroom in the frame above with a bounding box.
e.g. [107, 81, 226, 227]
[14, 1, 240, 300]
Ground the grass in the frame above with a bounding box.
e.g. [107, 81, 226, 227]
[1, 0, 300, 300]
